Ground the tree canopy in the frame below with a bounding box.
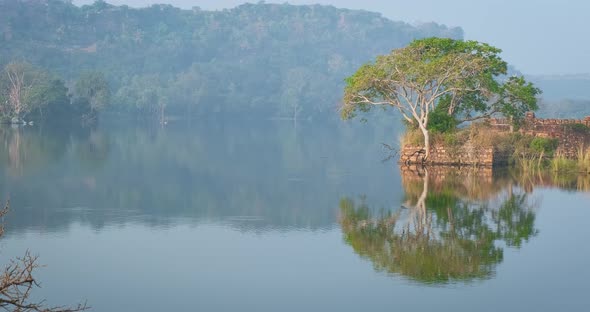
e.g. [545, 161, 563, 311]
[342, 37, 541, 159]
[73, 71, 111, 119]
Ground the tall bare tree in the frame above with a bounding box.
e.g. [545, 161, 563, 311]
[4, 62, 39, 120]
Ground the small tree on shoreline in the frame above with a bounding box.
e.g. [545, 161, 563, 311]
[0, 62, 71, 122]
[2, 62, 41, 120]
[341, 37, 541, 160]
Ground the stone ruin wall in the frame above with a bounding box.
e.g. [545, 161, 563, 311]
[400, 113, 590, 165]
[488, 112, 590, 158]
[400, 144, 500, 166]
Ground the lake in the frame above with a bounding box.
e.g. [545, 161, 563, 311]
[0, 119, 589, 311]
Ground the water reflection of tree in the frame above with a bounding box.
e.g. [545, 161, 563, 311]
[0, 126, 68, 177]
[340, 168, 539, 284]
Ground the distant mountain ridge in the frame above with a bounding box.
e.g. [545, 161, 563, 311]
[526, 73, 590, 118]
[0, 0, 462, 117]
[528, 73, 590, 100]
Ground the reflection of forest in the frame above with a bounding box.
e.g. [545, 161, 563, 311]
[3, 122, 587, 238]
[0, 120, 398, 235]
[340, 166, 546, 284]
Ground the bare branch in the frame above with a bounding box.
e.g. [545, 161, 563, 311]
[0, 201, 89, 312]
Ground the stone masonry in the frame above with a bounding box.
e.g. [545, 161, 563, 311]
[489, 112, 590, 158]
[400, 113, 590, 166]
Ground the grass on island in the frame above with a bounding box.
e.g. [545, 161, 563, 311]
[401, 122, 590, 174]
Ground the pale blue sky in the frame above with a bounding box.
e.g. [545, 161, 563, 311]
[74, 0, 590, 75]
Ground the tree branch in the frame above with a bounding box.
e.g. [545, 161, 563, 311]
[0, 202, 89, 312]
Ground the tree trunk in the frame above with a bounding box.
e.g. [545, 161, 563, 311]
[415, 167, 429, 234]
[416, 167, 428, 215]
[419, 125, 430, 162]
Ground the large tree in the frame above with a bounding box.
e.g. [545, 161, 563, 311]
[341, 38, 541, 160]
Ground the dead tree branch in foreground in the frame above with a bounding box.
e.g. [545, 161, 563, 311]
[0, 202, 89, 312]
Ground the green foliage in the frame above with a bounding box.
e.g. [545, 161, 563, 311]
[442, 132, 461, 147]
[510, 146, 590, 179]
[498, 76, 541, 126]
[427, 106, 458, 134]
[115, 74, 165, 114]
[490, 133, 541, 167]
[551, 155, 578, 173]
[74, 71, 111, 115]
[339, 187, 537, 284]
[529, 137, 559, 154]
[0, 61, 73, 120]
[342, 37, 541, 155]
[492, 194, 537, 247]
[0, 0, 463, 118]
[566, 123, 590, 133]
[0, 61, 110, 122]
[343, 37, 511, 121]
[27, 77, 70, 118]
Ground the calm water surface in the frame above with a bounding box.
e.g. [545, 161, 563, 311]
[0, 120, 588, 311]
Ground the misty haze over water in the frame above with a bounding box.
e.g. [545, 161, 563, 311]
[0, 1, 589, 311]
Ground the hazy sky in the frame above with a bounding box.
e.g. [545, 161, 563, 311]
[74, 0, 590, 75]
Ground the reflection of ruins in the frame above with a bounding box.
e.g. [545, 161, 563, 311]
[340, 166, 543, 284]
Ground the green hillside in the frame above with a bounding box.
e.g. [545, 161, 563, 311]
[0, 0, 462, 119]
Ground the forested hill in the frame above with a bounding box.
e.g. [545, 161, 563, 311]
[0, 0, 462, 118]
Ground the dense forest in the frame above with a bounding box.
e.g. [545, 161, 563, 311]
[0, 0, 462, 121]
